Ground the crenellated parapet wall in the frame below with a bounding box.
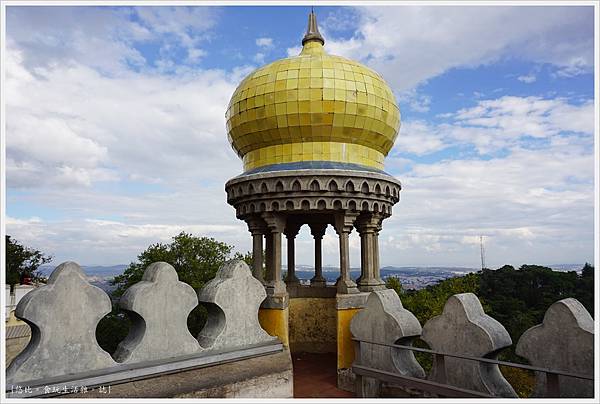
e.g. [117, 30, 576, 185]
[5, 260, 290, 398]
[351, 292, 594, 398]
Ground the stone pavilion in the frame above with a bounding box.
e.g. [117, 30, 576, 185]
[225, 11, 402, 388]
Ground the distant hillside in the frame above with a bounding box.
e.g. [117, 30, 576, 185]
[38, 264, 127, 277]
[38, 263, 584, 279]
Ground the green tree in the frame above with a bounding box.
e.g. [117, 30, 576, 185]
[578, 263, 594, 316]
[385, 276, 404, 296]
[97, 232, 251, 353]
[5, 235, 52, 287]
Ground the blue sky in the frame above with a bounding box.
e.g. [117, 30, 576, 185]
[4, 4, 596, 268]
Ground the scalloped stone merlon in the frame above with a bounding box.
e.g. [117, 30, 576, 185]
[6, 261, 116, 385]
[421, 293, 517, 397]
[197, 259, 276, 350]
[113, 262, 201, 363]
[516, 298, 594, 398]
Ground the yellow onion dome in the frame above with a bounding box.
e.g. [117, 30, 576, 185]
[226, 11, 400, 172]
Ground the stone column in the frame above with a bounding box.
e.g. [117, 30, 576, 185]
[355, 214, 385, 292]
[334, 213, 359, 294]
[262, 212, 287, 298]
[284, 222, 302, 286]
[309, 222, 328, 287]
[373, 220, 383, 285]
[245, 216, 266, 283]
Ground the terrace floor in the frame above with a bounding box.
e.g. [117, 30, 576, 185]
[292, 352, 355, 398]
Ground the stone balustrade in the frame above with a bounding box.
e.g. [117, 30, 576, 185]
[6, 259, 278, 388]
[351, 292, 594, 398]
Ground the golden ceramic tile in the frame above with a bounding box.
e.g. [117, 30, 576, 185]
[265, 104, 276, 117]
[264, 92, 275, 105]
[286, 90, 298, 102]
[311, 113, 323, 125]
[310, 77, 323, 88]
[287, 101, 299, 114]
[310, 100, 323, 113]
[298, 100, 310, 114]
[332, 114, 345, 127]
[322, 100, 335, 113]
[298, 78, 310, 89]
[299, 113, 311, 125]
[310, 68, 323, 78]
[275, 103, 287, 115]
[345, 103, 357, 115]
[275, 91, 286, 103]
[297, 88, 310, 101]
[286, 78, 298, 89]
[323, 88, 335, 101]
[287, 113, 300, 126]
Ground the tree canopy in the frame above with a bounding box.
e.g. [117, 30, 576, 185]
[5, 235, 52, 286]
[111, 231, 251, 297]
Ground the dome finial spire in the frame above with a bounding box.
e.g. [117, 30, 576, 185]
[302, 8, 325, 46]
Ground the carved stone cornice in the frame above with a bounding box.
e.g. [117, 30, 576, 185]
[225, 169, 401, 220]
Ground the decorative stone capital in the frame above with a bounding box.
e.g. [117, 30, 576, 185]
[245, 215, 267, 235]
[308, 222, 328, 239]
[334, 212, 359, 235]
[355, 213, 383, 234]
[284, 221, 302, 238]
[262, 212, 286, 233]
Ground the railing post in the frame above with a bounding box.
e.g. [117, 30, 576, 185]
[545, 372, 560, 397]
[433, 354, 447, 384]
[353, 339, 365, 397]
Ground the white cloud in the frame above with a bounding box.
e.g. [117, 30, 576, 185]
[5, 43, 243, 189]
[552, 57, 589, 78]
[390, 120, 446, 156]
[517, 74, 536, 83]
[255, 37, 273, 48]
[453, 96, 594, 138]
[323, 6, 593, 91]
[6, 6, 218, 74]
[6, 216, 246, 265]
[397, 88, 432, 113]
[382, 93, 594, 267]
[186, 47, 207, 63]
[286, 45, 302, 57]
[382, 141, 594, 267]
[391, 95, 594, 159]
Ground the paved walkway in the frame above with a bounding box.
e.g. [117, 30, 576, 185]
[292, 352, 355, 398]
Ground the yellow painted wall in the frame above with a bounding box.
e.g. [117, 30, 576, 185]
[258, 307, 289, 348]
[337, 308, 361, 370]
[288, 297, 336, 353]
